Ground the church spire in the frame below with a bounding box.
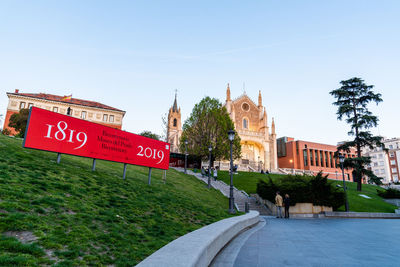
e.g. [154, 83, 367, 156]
[226, 83, 231, 102]
[172, 90, 178, 112]
[258, 90, 262, 107]
[271, 117, 276, 135]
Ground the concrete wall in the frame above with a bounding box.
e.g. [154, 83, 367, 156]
[136, 211, 260, 267]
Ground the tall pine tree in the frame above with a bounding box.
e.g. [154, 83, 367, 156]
[330, 77, 384, 191]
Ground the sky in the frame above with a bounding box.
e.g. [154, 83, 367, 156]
[0, 0, 399, 144]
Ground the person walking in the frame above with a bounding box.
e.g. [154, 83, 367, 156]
[213, 166, 218, 181]
[284, 194, 290, 219]
[275, 191, 283, 218]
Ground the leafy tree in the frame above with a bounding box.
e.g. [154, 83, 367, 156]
[139, 130, 160, 140]
[330, 77, 384, 191]
[179, 97, 241, 164]
[8, 108, 30, 137]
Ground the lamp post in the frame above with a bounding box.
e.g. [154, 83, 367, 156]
[339, 155, 349, 212]
[228, 130, 236, 214]
[184, 140, 188, 174]
[208, 145, 212, 188]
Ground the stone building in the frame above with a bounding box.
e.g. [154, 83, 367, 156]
[166, 93, 182, 153]
[223, 84, 278, 171]
[3, 89, 125, 135]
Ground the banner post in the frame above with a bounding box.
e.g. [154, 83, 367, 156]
[92, 159, 96, 171]
[57, 153, 61, 164]
[123, 163, 127, 179]
[148, 167, 152, 185]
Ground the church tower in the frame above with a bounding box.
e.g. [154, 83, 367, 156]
[167, 92, 182, 153]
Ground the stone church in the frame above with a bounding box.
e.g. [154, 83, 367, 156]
[166, 93, 182, 153]
[224, 84, 278, 172]
[166, 85, 278, 171]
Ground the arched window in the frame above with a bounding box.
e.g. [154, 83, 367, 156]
[173, 118, 177, 127]
[243, 118, 248, 129]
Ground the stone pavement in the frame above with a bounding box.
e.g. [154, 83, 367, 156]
[212, 216, 400, 267]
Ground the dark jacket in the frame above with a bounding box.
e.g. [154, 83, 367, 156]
[284, 197, 290, 207]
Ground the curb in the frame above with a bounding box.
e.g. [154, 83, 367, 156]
[136, 211, 260, 267]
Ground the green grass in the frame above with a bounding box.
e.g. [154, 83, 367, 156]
[217, 170, 397, 213]
[0, 135, 233, 266]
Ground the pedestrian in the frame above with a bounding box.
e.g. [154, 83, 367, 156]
[260, 169, 264, 174]
[213, 166, 218, 181]
[284, 194, 290, 219]
[275, 191, 283, 218]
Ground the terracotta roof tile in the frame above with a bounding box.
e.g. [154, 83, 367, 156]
[8, 92, 125, 113]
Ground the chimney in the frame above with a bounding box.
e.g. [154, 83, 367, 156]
[15, 89, 19, 93]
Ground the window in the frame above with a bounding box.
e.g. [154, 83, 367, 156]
[325, 151, 329, 167]
[109, 115, 114, 122]
[53, 107, 58, 113]
[373, 162, 378, 167]
[173, 118, 177, 127]
[103, 114, 108, 122]
[320, 151, 324, 167]
[310, 150, 314, 166]
[315, 151, 319, 166]
[379, 154, 383, 158]
[380, 169, 385, 174]
[393, 174, 399, 181]
[19, 102, 26, 109]
[303, 149, 308, 166]
[392, 168, 398, 173]
[389, 145, 393, 149]
[81, 111, 86, 119]
[28, 103, 33, 109]
[379, 161, 384, 166]
[243, 118, 248, 129]
[390, 160, 396, 166]
[389, 152, 395, 158]
[330, 153, 334, 168]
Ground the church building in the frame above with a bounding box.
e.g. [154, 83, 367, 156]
[224, 84, 278, 171]
[166, 93, 182, 153]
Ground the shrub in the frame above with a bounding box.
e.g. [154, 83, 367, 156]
[256, 172, 345, 210]
[377, 188, 400, 199]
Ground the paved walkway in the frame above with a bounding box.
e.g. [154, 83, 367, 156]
[212, 217, 400, 267]
[173, 167, 249, 210]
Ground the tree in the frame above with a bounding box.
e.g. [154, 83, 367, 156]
[330, 77, 384, 191]
[139, 130, 160, 140]
[179, 97, 241, 164]
[8, 109, 30, 137]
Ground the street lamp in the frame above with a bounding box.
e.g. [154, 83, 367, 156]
[228, 130, 236, 214]
[339, 155, 349, 212]
[208, 145, 212, 188]
[184, 140, 188, 174]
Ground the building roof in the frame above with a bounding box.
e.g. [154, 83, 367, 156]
[7, 91, 125, 113]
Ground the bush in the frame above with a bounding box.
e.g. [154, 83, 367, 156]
[256, 172, 345, 210]
[377, 188, 400, 199]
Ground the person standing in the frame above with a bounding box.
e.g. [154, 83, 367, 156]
[284, 194, 290, 219]
[275, 191, 283, 218]
[213, 166, 218, 181]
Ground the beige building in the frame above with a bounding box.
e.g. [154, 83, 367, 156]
[3, 89, 125, 135]
[224, 84, 278, 171]
[166, 93, 182, 153]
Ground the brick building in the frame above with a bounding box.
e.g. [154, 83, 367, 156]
[3, 89, 125, 135]
[277, 137, 356, 181]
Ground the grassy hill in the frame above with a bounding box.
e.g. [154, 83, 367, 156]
[217, 170, 397, 213]
[0, 135, 232, 266]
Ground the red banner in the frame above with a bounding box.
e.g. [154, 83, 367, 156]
[23, 107, 170, 170]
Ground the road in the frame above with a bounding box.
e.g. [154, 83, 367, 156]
[212, 216, 400, 267]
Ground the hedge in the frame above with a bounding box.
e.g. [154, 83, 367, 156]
[256, 172, 345, 210]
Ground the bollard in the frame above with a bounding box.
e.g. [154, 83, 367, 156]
[123, 163, 127, 179]
[148, 167, 152, 185]
[245, 202, 250, 213]
[57, 153, 61, 164]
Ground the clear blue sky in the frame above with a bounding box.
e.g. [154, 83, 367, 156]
[1, 0, 399, 144]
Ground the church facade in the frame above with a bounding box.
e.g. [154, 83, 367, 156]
[224, 84, 278, 171]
